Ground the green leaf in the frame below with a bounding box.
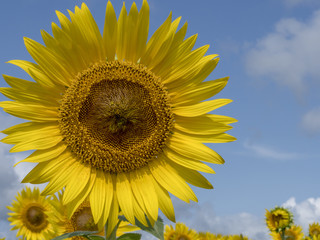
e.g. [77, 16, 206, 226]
[117, 233, 142, 240]
[86, 235, 106, 240]
[52, 231, 99, 240]
[134, 217, 164, 240]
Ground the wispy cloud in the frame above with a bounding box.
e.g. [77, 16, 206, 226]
[243, 141, 300, 161]
[245, 10, 320, 98]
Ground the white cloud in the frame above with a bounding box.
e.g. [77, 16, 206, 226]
[301, 107, 320, 135]
[246, 10, 320, 97]
[283, 197, 320, 233]
[243, 141, 299, 161]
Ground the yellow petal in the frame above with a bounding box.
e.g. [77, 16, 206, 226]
[99, 173, 114, 226]
[149, 158, 197, 203]
[116, 172, 135, 224]
[175, 130, 236, 143]
[0, 101, 58, 122]
[174, 114, 232, 135]
[90, 170, 107, 223]
[105, 178, 119, 237]
[66, 169, 96, 219]
[131, 194, 148, 226]
[41, 159, 77, 195]
[168, 133, 225, 164]
[208, 114, 238, 124]
[2, 123, 62, 152]
[22, 150, 72, 183]
[172, 77, 229, 106]
[24, 37, 72, 86]
[2, 122, 59, 144]
[153, 34, 197, 78]
[15, 142, 66, 165]
[103, 1, 117, 61]
[130, 168, 158, 222]
[146, 17, 181, 69]
[7, 60, 60, 88]
[162, 45, 209, 85]
[68, 4, 104, 63]
[151, 177, 175, 222]
[140, 12, 172, 65]
[173, 99, 233, 117]
[168, 160, 213, 189]
[133, 0, 149, 62]
[163, 148, 215, 174]
[116, 3, 128, 61]
[124, 2, 139, 61]
[63, 163, 91, 204]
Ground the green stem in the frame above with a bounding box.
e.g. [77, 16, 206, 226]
[280, 228, 286, 240]
[105, 219, 122, 240]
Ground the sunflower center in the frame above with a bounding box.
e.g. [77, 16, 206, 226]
[22, 205, 48, 232]
[59, 61, 173, 173]
[74, 207, 98, 231]
[311, 229, 320, 236]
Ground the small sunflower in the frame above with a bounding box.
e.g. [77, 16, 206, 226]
[50, 191, 139, 239]
[164, 225, 176, 240]
[7, 186, 62, 240]
[266, 207, 293, 232]
[227, 235, 249, 240]
[164, 223, 198, 240]
[1, 0, 236, 234]
[197, 232, 222, 240]
[309, 223, 320, 238]
[270, 225, 304, 240]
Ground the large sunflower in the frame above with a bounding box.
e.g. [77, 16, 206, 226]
[1, 0, 236, 234]
[7, 186, 63, 240]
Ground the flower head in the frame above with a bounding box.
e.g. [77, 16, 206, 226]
[50, 191, 139, 239]
[1, 0, 235, 235]
[309, 223, 320, 239]
[266, 207, 293, 232]
[164, 223, 198, 240]
[7, 187, 63, 240]
[197, 232, 223, 240]
[270, 225, 303, 240]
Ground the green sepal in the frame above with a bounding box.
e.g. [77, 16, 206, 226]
[52, 231, 99, 240]
[134, 216, 164, 240]
[117, 233, 142, 240]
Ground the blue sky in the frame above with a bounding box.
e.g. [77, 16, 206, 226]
[1, 0, 320, 239]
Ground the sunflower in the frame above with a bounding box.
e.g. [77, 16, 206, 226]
[309, 223, 320, 238]
[164, 225, 176, 240]
[50, 191, 139, 239]
[7, 186, 63, 240]
[266, 207, 293, 232]
[1, 0, 236, 234]
[270, 225, 304, 240]
[197, 232, 222, 240]
[164, 223, 198, 240]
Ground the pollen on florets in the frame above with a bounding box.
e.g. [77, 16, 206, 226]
[59, 61, 174, 173]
